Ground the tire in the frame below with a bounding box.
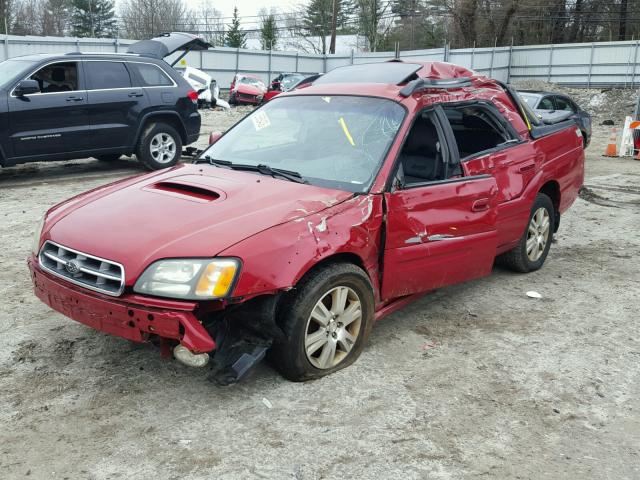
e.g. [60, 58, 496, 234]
[270, 263, 375, 382]
[499, 193, 555, 273]
[94, 154, 122, 162]
[228, 93, 237, 106]
[135, 123, 182, 170]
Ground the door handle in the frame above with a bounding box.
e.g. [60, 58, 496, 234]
[471, 198, 491, 212]
[518, 162, 536, 173]
[66, 96, 83, 102]
[128, 92, 144, 98]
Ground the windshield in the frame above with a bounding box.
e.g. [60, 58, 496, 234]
[201, 95, 406, 193]
[239, 77, 265, 89]
[518, 93, 540, 108]
[0, 59, 36, 89]
[282, 74, 306, 90]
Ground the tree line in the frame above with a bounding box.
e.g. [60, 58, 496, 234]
[0, 0, 637, 52]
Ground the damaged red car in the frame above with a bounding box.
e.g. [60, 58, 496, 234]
[228, 73, 267, 105]
[29, 61, 584, 384]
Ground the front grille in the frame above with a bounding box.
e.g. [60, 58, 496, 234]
[39, 241, 125, 296]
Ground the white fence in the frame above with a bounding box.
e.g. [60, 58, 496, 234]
[2, 34, 639, 88]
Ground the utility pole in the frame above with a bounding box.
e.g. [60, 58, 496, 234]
[329, 0, 338, 54]
[619, 0, 628, 41]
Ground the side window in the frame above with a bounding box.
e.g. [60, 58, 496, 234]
[29, 62, 79, 93]
[128, 62, 174, 87]
[85, 61, 131, 90]
[396, 111, 457, 187]
[555, 97, 575, 112]
[442, 104, 516, 159]
[538, 97, 555, 110]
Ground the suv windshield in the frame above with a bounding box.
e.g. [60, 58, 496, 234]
[201, 95, 406, 192]
[0, 59, 36, 89]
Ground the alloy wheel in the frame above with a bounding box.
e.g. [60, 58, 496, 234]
[150, 133, 177, 164]
[304, 286, 362, 369]
[526, 207, 550, 261]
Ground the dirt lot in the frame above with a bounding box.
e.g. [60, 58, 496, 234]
[1, 100, 639, 480]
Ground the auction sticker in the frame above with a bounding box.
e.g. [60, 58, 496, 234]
[251, 110, 271, 131]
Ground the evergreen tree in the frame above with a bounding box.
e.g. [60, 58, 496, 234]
[260, 13, 278, 50]
[71, 0, 116, 38]
[225, 6, 246, 48]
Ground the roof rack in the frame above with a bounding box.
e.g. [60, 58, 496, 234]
[64, 52, 140, 56]
[399, 77, 473, 97]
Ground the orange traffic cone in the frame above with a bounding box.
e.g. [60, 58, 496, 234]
[603, 128, 618, 157]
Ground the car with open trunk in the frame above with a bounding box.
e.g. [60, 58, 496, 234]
[28, 61, 584, 384]
[0, 32, 208, 170]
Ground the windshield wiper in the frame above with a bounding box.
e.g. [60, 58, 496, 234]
[197, 157, 307, 184]
[230, 163, 307, 184]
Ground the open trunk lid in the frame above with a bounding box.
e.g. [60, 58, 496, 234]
[127, 32, 210, 66]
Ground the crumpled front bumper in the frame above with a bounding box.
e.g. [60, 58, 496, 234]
[28, 257, 215, 353]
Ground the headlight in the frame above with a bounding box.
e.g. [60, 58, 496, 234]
[134, 258, 240, 300]
[32, 216, 45, 255]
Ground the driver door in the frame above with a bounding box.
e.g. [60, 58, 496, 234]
[381, 107, 499, 300]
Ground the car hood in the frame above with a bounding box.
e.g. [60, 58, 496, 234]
[45, 164, 352, 285]
[234, 84, 266, 95]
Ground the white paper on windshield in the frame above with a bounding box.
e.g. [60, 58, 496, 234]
[322, 96, 332, 104]
[251, 110, 271, 131]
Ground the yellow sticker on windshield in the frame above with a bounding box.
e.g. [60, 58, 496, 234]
[251, 110, 271, 131]
[339, 117, 355, 147]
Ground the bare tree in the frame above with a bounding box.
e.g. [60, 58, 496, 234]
[119, 0, 190, 40]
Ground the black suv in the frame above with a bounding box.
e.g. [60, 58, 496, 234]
[0, 33, 209, 170]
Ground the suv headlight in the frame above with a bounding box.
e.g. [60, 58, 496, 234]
[32, 216, 45, 255]
[134, 258, 240, 300]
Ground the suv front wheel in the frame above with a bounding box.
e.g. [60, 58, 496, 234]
[136, 123, 182, 170]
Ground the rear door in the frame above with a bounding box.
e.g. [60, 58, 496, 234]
[381, 107, 498, 300]
[442, 102, 539, 246]
[7, 61, 90, 157]
[84, 60, 149, 149]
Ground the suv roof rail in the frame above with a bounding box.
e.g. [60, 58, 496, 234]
[64, 51, 141, 56]
[399, 77, 473, 97]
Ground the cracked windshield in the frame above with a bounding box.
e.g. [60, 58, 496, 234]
[202, 95, 406, 192]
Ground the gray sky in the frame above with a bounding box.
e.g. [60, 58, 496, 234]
[185, 0, 300, 19]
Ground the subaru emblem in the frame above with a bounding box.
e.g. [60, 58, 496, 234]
[65, 260, 80, 275]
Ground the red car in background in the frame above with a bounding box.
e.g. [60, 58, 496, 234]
[29, 61, 584, 385]
[228, 73, 266, 105]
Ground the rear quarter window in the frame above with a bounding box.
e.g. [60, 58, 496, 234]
[129, 62, 174, 87]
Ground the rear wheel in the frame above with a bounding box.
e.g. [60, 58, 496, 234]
[270, 263, 374, 381]
[499, 193, 555, 273]
[135, 123, 182, 170]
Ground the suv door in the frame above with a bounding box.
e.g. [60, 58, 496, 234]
[7, 61, 90, 157]
[84, 60, 149, 150]
[381, 108, 498, 300]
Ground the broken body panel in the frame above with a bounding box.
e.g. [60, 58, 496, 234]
[29, 61, 584, 382]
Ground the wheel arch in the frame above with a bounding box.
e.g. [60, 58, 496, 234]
[135, 111, 188, 146]
[539, 180, 561, 231]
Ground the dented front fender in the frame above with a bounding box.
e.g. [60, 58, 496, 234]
[221, 194, 385, 302]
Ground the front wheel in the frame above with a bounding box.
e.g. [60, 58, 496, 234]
[136, 123, 182, 170]
[270, 263, 374, 381]
[499, 193, 555, 273]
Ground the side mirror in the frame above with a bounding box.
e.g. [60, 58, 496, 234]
[14, 79, 40, 96]
[208, 131, 223, 145]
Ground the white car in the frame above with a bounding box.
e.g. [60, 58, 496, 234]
[182, 66, 229, 110]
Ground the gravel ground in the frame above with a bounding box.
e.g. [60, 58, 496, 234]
[0, 102, 639, 480]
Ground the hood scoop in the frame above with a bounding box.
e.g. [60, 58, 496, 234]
[146, 180, 222, 203]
